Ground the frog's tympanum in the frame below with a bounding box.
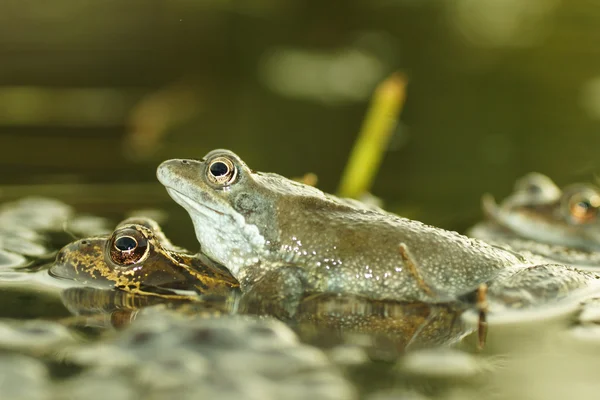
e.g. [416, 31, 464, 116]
[470, 172, 600, 268]
[156, 149, 594, 318]
[50, 217, 239, 298]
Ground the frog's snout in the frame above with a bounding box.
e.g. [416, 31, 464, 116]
[157, 159, 188, 188]
[49, 238, 103, 281]
[156, 160, 173, 186]
[49, 242, 80, 280]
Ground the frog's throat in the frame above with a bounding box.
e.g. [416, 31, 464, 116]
[165, 187, 224, 216]
[164, 188, 267, 276]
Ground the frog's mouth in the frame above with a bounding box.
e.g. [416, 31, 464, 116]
[165, 188, 225, 218]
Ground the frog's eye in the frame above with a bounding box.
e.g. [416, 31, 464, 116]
[565, 191, 600, 224]
[514, 173, 560, 200]
[207, 156, 237, 186]
[108, 228, 150, 266]
[516, 176, 543, 194]
[523, 181, 543, 194]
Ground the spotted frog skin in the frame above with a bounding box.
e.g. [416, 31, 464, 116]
[50, 217, 239, 297]
[469, 172, 600, 268]
[155, 149, 588, 318]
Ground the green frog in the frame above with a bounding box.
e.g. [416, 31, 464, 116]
[50, 217, 239, 298]
[469, 172, 600, 268]
[156, 149, 596, 318]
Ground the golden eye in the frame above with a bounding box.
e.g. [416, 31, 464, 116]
[108, 228, 149, 266]
[207, 156, 237, 186]
[568, 193, 600, 224]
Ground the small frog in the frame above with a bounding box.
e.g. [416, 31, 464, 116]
[157, 149, 576, 317]
[50, 217, 239, 298]
[469, 172, 600, 268]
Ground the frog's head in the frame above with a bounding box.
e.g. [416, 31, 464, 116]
[157, 149, 329, 275]
[51, 218, 233, 295]
[483, 172, 600, 251]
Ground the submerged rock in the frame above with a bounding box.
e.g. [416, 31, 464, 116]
[67, 310, 357, 400]
[398, 348, 491, 380]
[0, 354, 51, 400]
[0, 319, 77, 357]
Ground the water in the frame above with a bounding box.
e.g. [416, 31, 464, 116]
[0, 195, 597, 399]
[2, 0, 600, 398]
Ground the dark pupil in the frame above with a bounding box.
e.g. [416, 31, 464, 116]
[115, 236, 137, 251]
[527, 184, 541, 194]
[210, 161, 229, 177]
[577, 201, 591, 211]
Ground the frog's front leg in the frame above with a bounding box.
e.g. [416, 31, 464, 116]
[238, 265, 307, 319]
[476, 283, 488, 350]
[457, 283, 489, 350]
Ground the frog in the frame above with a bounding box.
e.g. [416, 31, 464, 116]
[156, 149, 595, 319]
[468, 172, 600, 269]
[50, 217, 239, 298]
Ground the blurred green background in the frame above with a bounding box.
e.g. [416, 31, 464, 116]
[2, 0, 600, 247]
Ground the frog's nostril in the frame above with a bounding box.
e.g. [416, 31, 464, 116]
[181, 160, 188, 165]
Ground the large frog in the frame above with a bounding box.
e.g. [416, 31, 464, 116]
[50, 217, 239, 298]
[156, 149, 588, 317]
[469, 172, 600, 268]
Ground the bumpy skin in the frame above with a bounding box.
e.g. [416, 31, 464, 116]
[470, 172, 600, 268]
[50, 217, 239, 298]
[156, 150, 555, 315]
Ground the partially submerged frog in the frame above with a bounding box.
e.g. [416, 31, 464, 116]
[157, 149, 587, 318]
[50, 217, 239, 298]
[469, 172, 600, 268]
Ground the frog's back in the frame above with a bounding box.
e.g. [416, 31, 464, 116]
[273, 201, 526, 302]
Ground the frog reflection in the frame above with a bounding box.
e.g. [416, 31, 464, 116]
[294, 295, 470, 355]
[59, 286, 234, 331]
[470, 173, 600, 268]
[50, 217, 239, 298]
[59, 261, 600, 355]
[58, 284, 472, 354]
